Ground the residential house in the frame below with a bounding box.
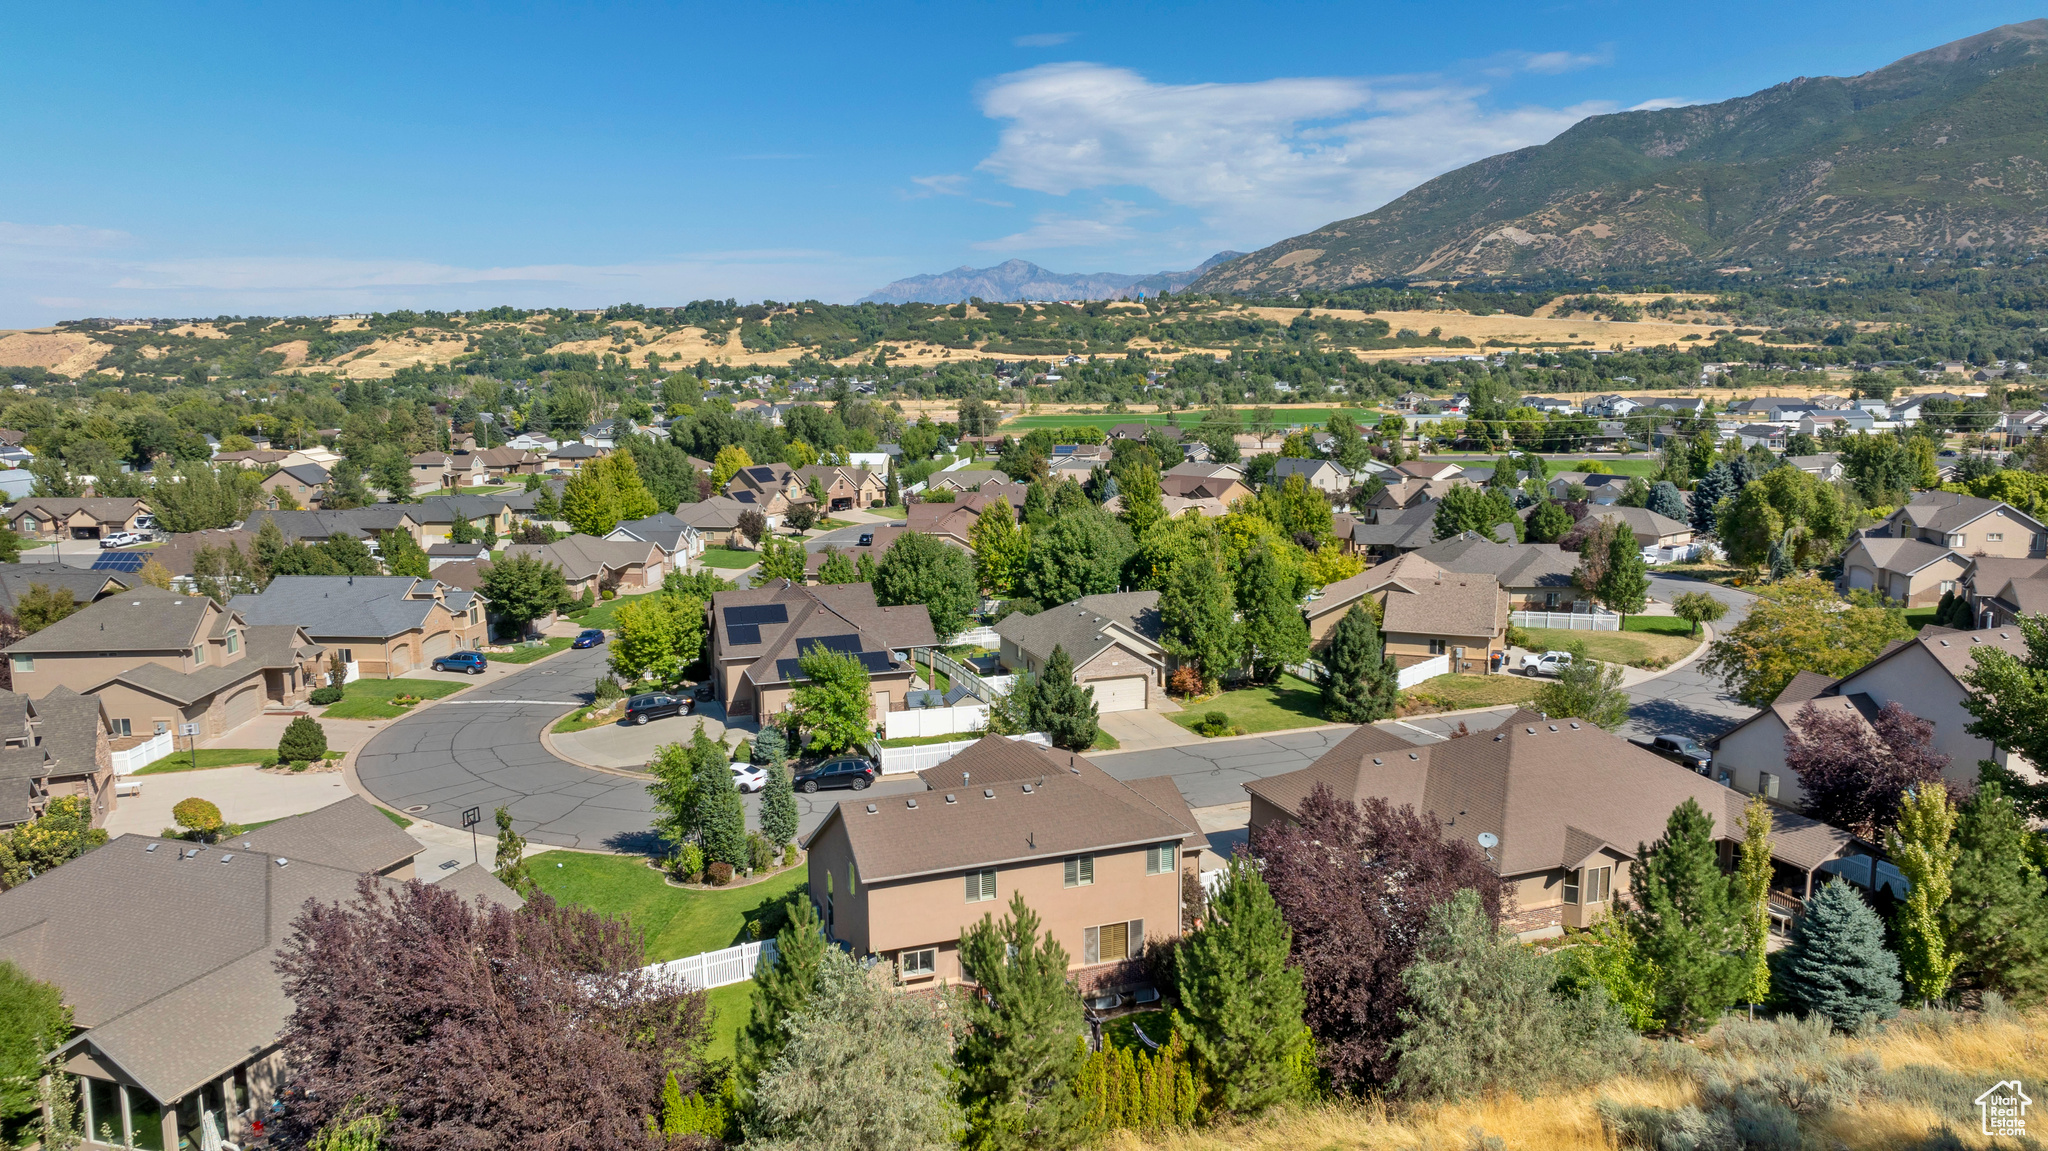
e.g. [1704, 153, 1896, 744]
[582, 418, 631, 449]
[1159, 468, 1252, 506]
[605, 512, 705, 564]
[242, 505, 423, 547]
[229, 575, 486, 678]
[503, 534, 667, 596]
[1545, 472, 1634, 504]
[796, 465, 887, 511]
[1960, 555, 2048, 626]
[425, 541, 491, 570]
[0, 688, 116, 828]
[1046, 445, 1114, 483]
[1246, 715, 1856, 938]
[724, 462, 814, 522]
[994, 592, 1166, 713]
[1306, 554, 1508, 672]
[1410, 533, 1584, 611]
[706, 581, 935, 718]
[1876, 491, 2047, 558]
[1519, 396, 1578, 414]
[801, 734, 1197, 988]
[1109, 424, 1182, 442]
[1271, 457, 1352, 495]
[9, 498, 152, 542]
[4, 586, 326, 741]
[506, 433, 559, 453]
[1231, 432, 1288, 454]
[1787, 453, 1844, 482]
[1581, 394, 1644, 418]
[1577, 506, 1694, 548]
[471, 446, 549, 480]
[0, 797, 516, 1151]
[261, 463, 329, 509]
[409, 451, 486, 494]
[1711, 626, 2038, 805]
[406, 495, 514, 543]
[927, 469, 1012, 495]
[1839, 537, 1969, 606]
[1799, 410, 1879, 436]
[1364, 477, 1465, 519]
[673, 496, 758, 548]
[546, 442, 605, 472]
[0, 565, 133, 616]
[498, 477, 567, 520]
[1390, 460, 1466, 482]
[1346, 501, 1441, 559]
[211, 450, 293, 470]
[1726, 396, 1812, 417]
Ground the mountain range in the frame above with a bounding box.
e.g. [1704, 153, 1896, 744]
[1195, 20, 2048, 293]
[859, 253, 1243, 304]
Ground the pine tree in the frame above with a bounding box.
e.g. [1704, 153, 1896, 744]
[759, 758, 797, 846]
[1158, 546, 1239, 689]
[1621, 798, 1746, 1032]
[1174, 858, 1309, 1116]
[1318, 601, 1396, 724]
[1690, 462, 1733, 537]
[956, 893, 1089, 1151]
[1736, 795, 1774, 1009]
[698, 763, 749, 871]
[277, 716, 329, 763]
[1945, 773, 2048, 1004]
[1888, 783, 1960, 1004]
[492, 806, 533, 896]
[1029, 645, 1099, 752]
[1774, 879, 1902, 1030]
[736, 896, 827, 1085]
[1645, 480, 1686, 524]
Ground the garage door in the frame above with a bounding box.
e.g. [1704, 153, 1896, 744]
[1845, 566, 1875, 592]
[222, 686, 262, 730]
[1086, 676, 1148, 713]
[423, 631, 454, 660]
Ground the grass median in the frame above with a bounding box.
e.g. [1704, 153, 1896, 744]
[321, 677, 468, 719]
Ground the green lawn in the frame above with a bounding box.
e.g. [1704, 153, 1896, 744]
[1904, 606, 1939, 631]
[699, 546, 760, 569]
[1000, 406, 1377, 433]
[551, 706, 618, 734]
[1091, 729, 1121, 751]
[529, 851, 810, 963]
[135, 748, 273, 775]
[872, 505, 907, 519]
[567, 596, 626, 631]
[322, 677, 469, 719]
[881, 730, 984, 748]
[1172, 674, 1324, 735]
[1519, 615, 1701, 669]
[379, 807, 413, 829]
[1402, 673, 1542, 710]
[487, 636, 573, 664]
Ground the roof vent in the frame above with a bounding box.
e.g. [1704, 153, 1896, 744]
[145, 843, 156, 852]
[1070, 766, 1081, 775]
[1021, 783, 1033, 794]
[1494, 733, 1504, 741]
[183, 848, 200, 859]
[1372, 757, 1382, 765]
[2001, 632, 2011, 639]
[906, 798, 917, 809]
[1526, 726, 1537, 734]
[1548, 725, 1558, 732]
[945, 794, 957, 804]
[219, 854, 233, 864]
[275, 858, 288, 867]
[1408, 752, 1418, 760]
[983, 788, 994, 798]
[865, 803, 877, 814]
[1940, 640, 1950, 646]
[1569, 722, 1580, 730]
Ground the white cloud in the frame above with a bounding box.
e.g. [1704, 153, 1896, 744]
[972, 201, 1146, 250]
[908, 174, 970, 197]
[1519, 50, 1608, 75]
[1628, 97, 1695, 111]
[1012, 32, 1075, 47]
[974, 62, 1610, 244]
[0, 222, 133, 250]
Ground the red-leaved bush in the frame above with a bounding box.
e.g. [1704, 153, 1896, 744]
[1785, 698, 1950, 839]
[275, 878, 709, 1150]
[1252, 783, 1505, 1093]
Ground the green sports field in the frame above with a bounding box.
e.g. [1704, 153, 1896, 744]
[998, 406, 1381, 433]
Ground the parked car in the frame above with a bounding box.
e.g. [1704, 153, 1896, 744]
[99, 532, 142, 549]
[431, 650, 488, 674]
[1639, 733, 1713, 774]
[792, 756, 876, 793]
[1520, 650, 1574, 677]
[730, 763, 766, 793]
[624, 692, 692, 725]
[572, 629, 606, 649]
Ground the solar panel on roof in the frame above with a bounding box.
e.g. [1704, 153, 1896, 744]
[746, 466, 776, 480]
[722, 603, 789, 627]
[727, 624, 761, 646]
[92, 552, 146, 573]
[801, 634, 862, 655]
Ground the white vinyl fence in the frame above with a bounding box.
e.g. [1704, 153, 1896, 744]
[879, 731, 1050, 775]
[926, 649, 1005, 702]
[1510, 610, 1621, 631]
[949, 625, 1001, 648]
[1395, 654, 1451, 689]
[646, 938, 779, 990]
[884, 703, 990, 741]
[110, 731, 174, 775]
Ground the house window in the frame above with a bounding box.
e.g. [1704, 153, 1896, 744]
[1758, 771, 1780, 800]
[111, 718, 131, 737]
[1146, 842, 1177, 875]
[1544, 592, 1560, 608]
[338, 648, 354, 664]
[8, 655, 29, 674]
[1940, 580, 1956, 594]
[1063, 855, 1094, 887]
[966, 868, 996, 902]
[899, 947, 937, 978]
[1429, 639, 1447, 656]
[1948, 534, 1966, 548]
[192, 644, 206, 666]
[224, 630, 239, 655]
[1083, 919, 1143, 965]
[1565, 865, 1612, 905]
[1986, 533, 2004, 543]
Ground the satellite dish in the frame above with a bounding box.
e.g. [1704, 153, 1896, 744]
[1476, 833, 1499, 850]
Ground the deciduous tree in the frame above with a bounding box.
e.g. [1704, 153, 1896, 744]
[970, 498, 1026, 597]
[379, 530, 430, 579]
[1701, 577, 1912, 705]
[875, 530, 978, 642]
[1020, 511, 1124, 609]
[1432, 484, 1519, 542]
[608, 592, 703, 686]
[1735, 796, 1774, 1009]
[1889, 783, 1960, 1004]
[1784, 699, 1948, 840]
[1533, 640, 1631, 730]
[1236, 544, 1309, 682]
[1671, 590, 1728, 637]
[493, 806, 533, 896]
[1595, 526, 1649, 622]
[788, 646, 872, 752]
[0, 796, 106, 888]
[478, 554, 571, 639]
[0, 960, 70, 1133]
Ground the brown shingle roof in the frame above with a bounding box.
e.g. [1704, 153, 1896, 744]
[1380, 573, 1507, 639]
[805, 736, 1196, 882]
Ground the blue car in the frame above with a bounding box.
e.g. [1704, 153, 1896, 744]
[431, 650, 488, 675]
[573, 629, 606, 649]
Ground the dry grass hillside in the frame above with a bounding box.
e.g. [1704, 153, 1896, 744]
[0, 330, 114, 376]
[1106, 1006, 2042, 1151]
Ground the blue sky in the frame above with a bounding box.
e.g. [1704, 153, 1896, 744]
[1, 0, 2040, 325]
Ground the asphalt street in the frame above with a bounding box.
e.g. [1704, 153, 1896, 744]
[353, 574, 1763, 853]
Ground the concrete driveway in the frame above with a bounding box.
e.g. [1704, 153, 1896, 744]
[1096, 709, 1197, 751]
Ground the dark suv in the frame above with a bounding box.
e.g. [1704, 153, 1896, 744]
[793, 756, 877, 793]
[1645, 734, 1712, 774]
[624, 692, 692, 725]
[431, 650, 488, 674]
